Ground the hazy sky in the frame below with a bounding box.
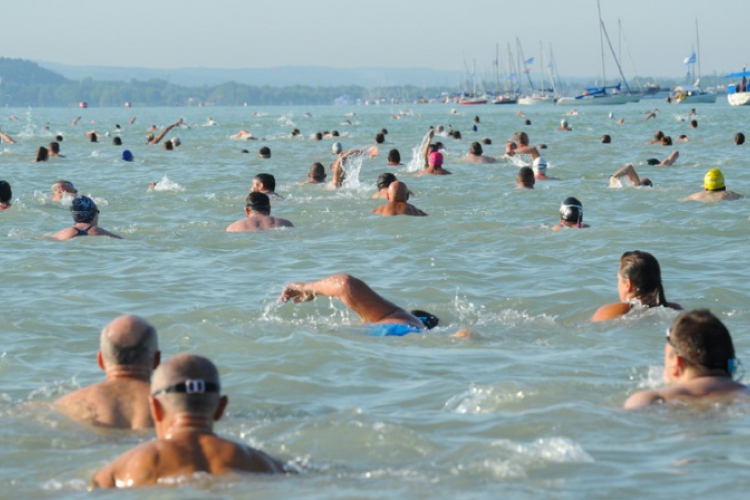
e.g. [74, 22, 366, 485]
[2, 0, 749, 80]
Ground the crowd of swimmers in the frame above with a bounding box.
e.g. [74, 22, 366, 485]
[1, 107, 749, 488]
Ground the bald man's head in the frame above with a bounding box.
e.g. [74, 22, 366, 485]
[151, 354, 221, 414]
[100, 315, 158, 368]
[387, 181, 409, 203]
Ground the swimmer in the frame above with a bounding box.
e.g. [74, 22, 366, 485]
[646, 130, 664, 145]
[0, 130, 16, 144]
[646, 151, 679, 166]
[47, 196, 122, 241]
[690, 119, 698, 129]
[121, 150, 134, 162]
[233, 129, 257, 140]
[601, 134, 612, 144]
[298, 162, 327, 184]
[462, 142, 496, 164]
[623, 309, 748, 410]
[54, 315, 160, 429]
[516, 167, 535, 189]
[735, 132, 745, 145]
[0, 180, 12, 210]
[375, 132, 385, 144]
[71, 116, 81, 126]
[592, 251, 681, 322]
[50, 180, 78, 202]
[91, 353, 287, 488]
[226, 192, 293, 232]
[112, 136, 122, 146]
[552, 197, 589, 231]
[678, 134, 689, 142]
[569, 109, 579, 116]
[280, 273, 438, 336]
[387, 149, 402, 166]
[258, 146, 271, 159]
[609, 164, 652, 188]
[147, 119, 183, 145]
[417, 130, 452, 176]
[372, 172, 397, 199]
[330, 145, 380, 188]
[558, 119, 572, 131]
[34, 146, 49, 162]
[507, 131, 542, 162]
[532, 158, 557, 181]
[660, 136, 673, 146]
[683, 168, 742, 202]
[250, 173, 283, 200]
[644, 109, 658, 121]
[372, 181, 427, 217]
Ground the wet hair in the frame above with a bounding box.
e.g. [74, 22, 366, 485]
[246, 191, 271, 215]
[660, 136, 672, 146]
[331, 130, 340, 137]
[690, 119, 698, 128]
[735, 132, 745, 145]
[70, 195, 99, 223]
[646, 158, 660, 166]
[377, 172, 397, 191]
[473, 116, 480, 124]
[380, 128, 388, 135]
[35, 146, 49, 162]
[516, 131, 529, 145]
[601, 134, 611, 144]
[89, 133, 98, 143]
[49, 141, 60, 154]
[291, 128, 301, 136]
[0, 180, 12, 204]
[469, 142, 483, 155]
[669, 309, 735, 375]
[55, 135, 63, 142]
[559, 197, 583, 225]
[163, 140, 174, 150]
[517, 167, 535, 188]
[113, 136, 122, 146]
[452, 130, 462, 140]
[375, 133, 385, 144]
[410, 309, 439, 329]
[653, 130, 664, 141]
[258, 146, 271, 158]
[310, 162, 326, 182]
[481, 138, 492, 145]
[524, 119, 532, 126]
[253, 173, 276, 192]
[619, 250, 667, 308]
[314, 132, 323, 141]
[387, 149, 401, 164]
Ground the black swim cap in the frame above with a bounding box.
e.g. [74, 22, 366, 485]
[646, 158, 660, 166]
[560, 197, 583, 224]
[411, 310, 439, 330]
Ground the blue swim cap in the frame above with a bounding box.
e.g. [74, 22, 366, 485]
[70, 196, 99, 222]
[121, 150, 134, 162]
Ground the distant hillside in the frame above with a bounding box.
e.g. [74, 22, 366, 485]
[0, 57, 69, 85]
[38, 62, 460, 88]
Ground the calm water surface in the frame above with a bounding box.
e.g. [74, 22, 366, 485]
[2, 100, 750, 498]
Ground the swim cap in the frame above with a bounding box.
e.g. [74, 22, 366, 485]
[532, 157, 547, 174]
[428, 151, 444, 166]
[172, 137, 181, 147]
[410, 309, 439, 330]
[376, 172, 397, 190]
[560, 197, 583, 224]
[70, 196, 99, 223]
[704, 168, 725, 191]
[121, 150, 134, 162]
[332, 142, 343, 154]
[561, 119, 568, 126]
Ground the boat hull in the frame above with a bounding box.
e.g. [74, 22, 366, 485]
[670, 93, 717, 104]
[728, 92, 750, 106]
[555, 95, 631, 106]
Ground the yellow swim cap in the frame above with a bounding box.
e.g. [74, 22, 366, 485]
[704, 168, 725, 191]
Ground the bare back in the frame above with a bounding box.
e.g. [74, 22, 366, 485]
[54, 379, 153, 429]
[372, 202, 427, 217]
[49, 224, 122, 241]
[226, 215, 294, 232]
[92, 432, 285, 488]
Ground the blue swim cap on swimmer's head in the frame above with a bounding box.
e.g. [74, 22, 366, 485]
[121, 150, 134, 162]
[70, 195, 99, 222]
[410, 310, 439, 329]
[560, 197, 583, 226]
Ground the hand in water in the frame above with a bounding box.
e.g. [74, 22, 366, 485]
[280, 284, 315, 303]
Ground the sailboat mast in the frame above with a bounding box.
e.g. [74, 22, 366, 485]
[540, 41, 545, 93]
[597, 0, 606, 86]
[695, 18, 702, 81]
[495, 43, 500, 93]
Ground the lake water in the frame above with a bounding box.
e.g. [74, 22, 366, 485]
[2, 99, 750, 498]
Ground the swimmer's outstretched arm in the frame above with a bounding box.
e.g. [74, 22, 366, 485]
[422, 129, 435, 166]
[658, 151, 679, 166]
[280, 274, 403, 323]
[611, 164, 641, 185]
[0, 131, 16, 144]
[623, 389, 665, 410]
[149, 119, 183, 145]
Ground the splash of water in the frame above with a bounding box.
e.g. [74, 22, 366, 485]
[406, 130, 431, 172]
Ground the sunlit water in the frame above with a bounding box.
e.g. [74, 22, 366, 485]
[2, 101, 750, 498]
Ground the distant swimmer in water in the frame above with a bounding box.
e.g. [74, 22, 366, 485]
[0, 130, 16, 144]
[646, 150, 679, 166]
[258, 146, 271, 159]
[506, 131, 543, 164]
[417, 130, 451, 176]
[372, 181, 427, 217]
[532, 158, 557, 181]
[387, 149, 402, 166]
[329, 145, 379, 188]
[609, 164, 652, 188]
[552, 197, 589, 231]
[601, 134, 612, 144]
[47, 196, 122, 241]
[516, 166, 535, 189]
[678, 134, 690, 142]
[226, 192, 294, 232]
[50, 180, 78, 202]
[683, 168, 743, 202]
[735, 132, 745, 145]
[233, 129, 257, 140]
[34, 146, 49, 162]
[251, 173, 283, 200]
[644, 109, 659, 121]
[623, 309, 748, 410]
[592, 250, 681, 322]
[91, 353, 287, 489]
[0, 180, 12, 210]
[558, 119, 572, 131]
[147, 119, 182, 145]
[462, 141, 496, 163]
[54, 315, 160, 429]
[298, 162, 327, 185]
[372, 172, 397, 199]
[280, 274, 438, 336]
[646, 130, 664, 145]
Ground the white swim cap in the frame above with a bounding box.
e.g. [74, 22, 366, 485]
[332, 142, 343, 154]
[532, 157, 547, 174]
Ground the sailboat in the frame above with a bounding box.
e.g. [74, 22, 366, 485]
[491, 43, 517, 104]
[518, 42, 554, 105]
[725, 68, 750, 106]
[668, 19, 716, 105]
[556, 0, 632, 106]
[459, 59, 487, 105]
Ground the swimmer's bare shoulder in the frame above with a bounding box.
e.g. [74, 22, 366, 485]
[591, 302, 632, 322]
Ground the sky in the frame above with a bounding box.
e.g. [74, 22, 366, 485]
[2, 0, 749, 81]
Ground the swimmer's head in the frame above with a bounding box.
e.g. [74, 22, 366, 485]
[387, 181, 409, 202]
[376, 172, 397, 191]
[121, 150, 134, 162]
[735, 132, 745, 145]
[640, 178, 653, 187]
[52, 180, 77, 199]
[310, 162, 326, 182]
[0, 180, 12, 205]
[112, 136, 122, 146]
[601, 134, 611, 144]
[668, 309, 737, 377]
[704, 169, 725, 192]
[532, 157, 547, 175]
[332, 142, 343, 155]
[560, 196, 583, 225]
[70, 196, 99, 223]
[561, 119, 568, 127]
[517, 166, 535, 188]
[375, 132, 385, 144]
[428, 151, 443, 167]
[245, 191, 271, 215]
[49, 141, 61, 154]
[660, 136, 673, 146]
[387, 149, 401, 164]
[410, 310, 439, 330]
[515, 131, 529, 145]
[482, 138, 492, 145]
[258, 146, 271, 159]
[469, 142, 483, 156]
[172, 137, 181, 147]
[252, 173, 276, 193]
